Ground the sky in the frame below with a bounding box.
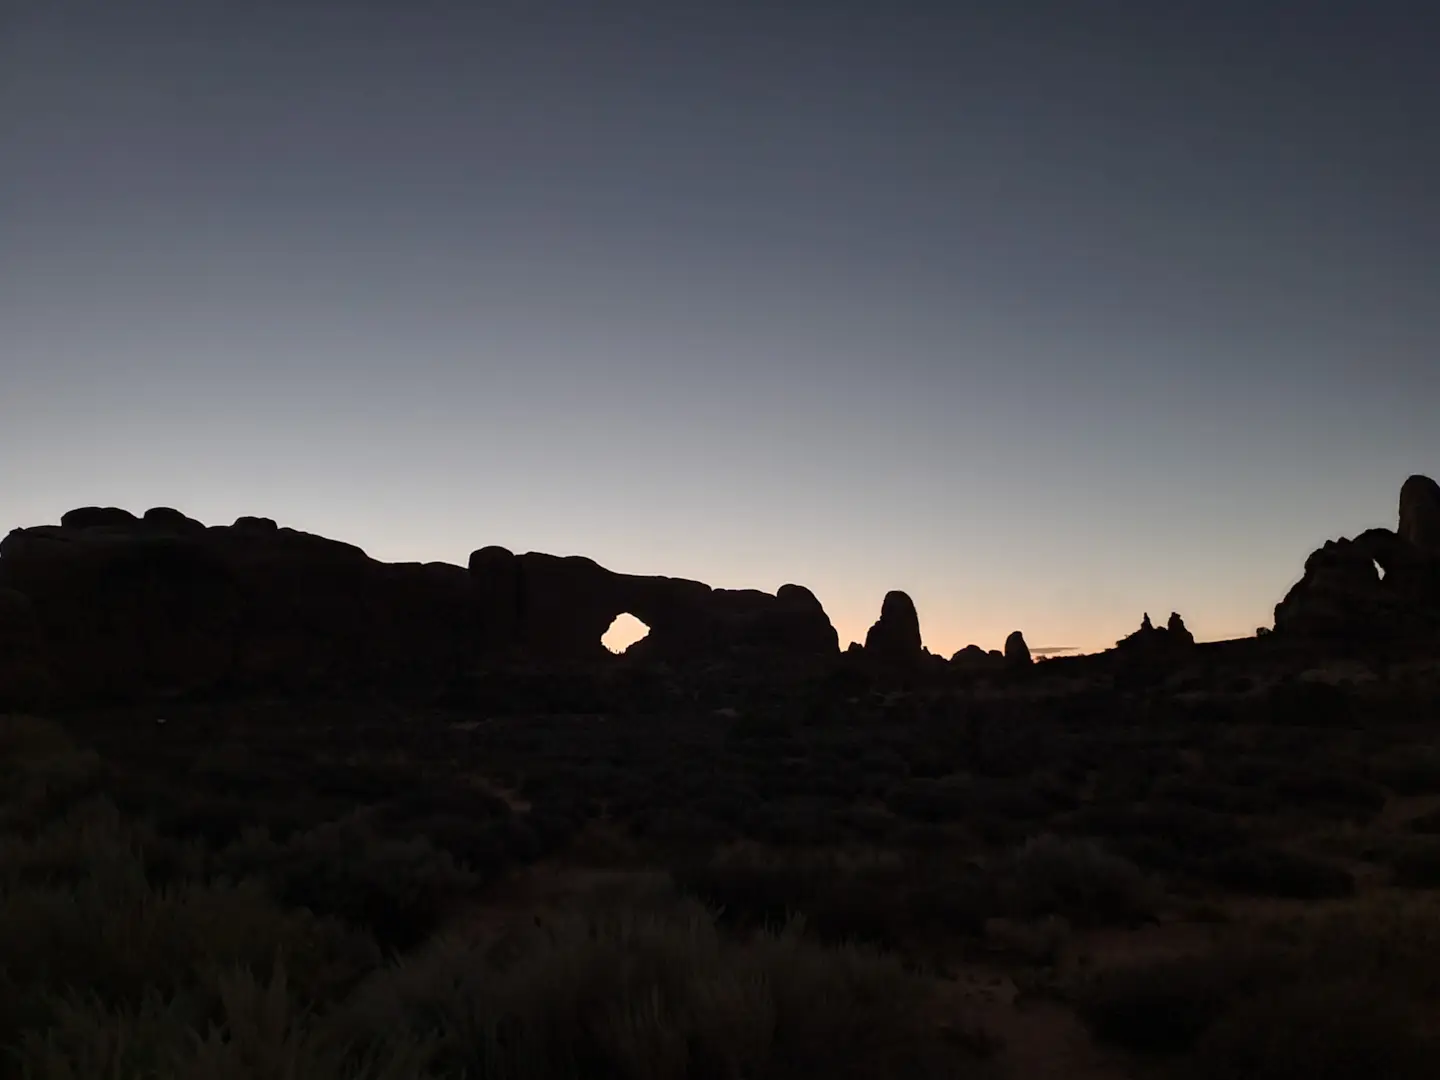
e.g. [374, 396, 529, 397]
[2, 1, 1437, 656]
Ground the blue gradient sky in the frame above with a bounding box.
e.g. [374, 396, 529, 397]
[3, 1, 1437, 655]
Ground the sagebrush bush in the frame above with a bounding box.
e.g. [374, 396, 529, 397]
[1270, 769, 1387, 819]
[0, 715, 106, 829]
[1080, 896, 1440, 1073]
[994, 835, 1156, 926]
[343, 901, 973, 1080]
[213, 815, 480, 949]
[13, 966, 438, 1080]
[1189, 981, 1432, 1080]
[0, 832, 380, 1061]
[1264, 681, 1355, 728]
[1203, 846, 1355, 900]
[1370, 745, 1440, 795]
[1382, 837, 1440, 888]
[1076, 951, 1257, 1056]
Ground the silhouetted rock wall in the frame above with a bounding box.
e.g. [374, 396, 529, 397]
[0, 508, 839, 705]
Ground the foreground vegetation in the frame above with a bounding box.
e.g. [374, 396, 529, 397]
[6, 659, 1440, 1077]
[0, 714, 990, 1079]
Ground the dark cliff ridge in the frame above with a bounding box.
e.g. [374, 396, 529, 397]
[2, 472, 1438, 707]
[0, 506, 838, 705]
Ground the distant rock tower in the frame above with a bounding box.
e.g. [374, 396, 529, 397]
[862, 590, 924, 666]
[1399, 474, 1440, 552]
[1166, 612, 1195, 646]
[1004, 630, 1032, 666]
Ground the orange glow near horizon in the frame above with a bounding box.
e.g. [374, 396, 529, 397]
[602, 613, 651, 654]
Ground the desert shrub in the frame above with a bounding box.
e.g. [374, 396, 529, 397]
[1204, 846, 1355, 899]
[674, 850, 895, 944]
[743, 802, 849, 848]
[1086, 765, 1156, 805]
[0, 796, 206, 890]
[186, 739, 315, 800]
[342, 900, 978, 1080]
[992, 835, 1155, 927]
[675, 848, 995, 947]
[1083, 897, 1440, 1071]
[1270, 770, 1387, 819]
[11, 967, 434, 1080]
[1264, 681, 1355, 727]
[885, 777, 1049, 825]
[213, 816, 479, 950]
[1286, 895, 1440, 997]
[892, 821, 965, 850]
[162, 791, 280, 850]
[727, 711, 794, 743]
[1076, 952, 1257, 1056]
[383, 813, 518, 878]
[1080, 955, 1433, 1078]
[905, 865, 995, 937]
[1065, 803, 1246, 860]
[306, 760, 418, 802]
[647, 808, 735, 850]
[833, 805, 899, 843]
[1385, 838, 1440, 889]
[0, 837, 379, 1057]
[0, 715, 107, 828]
[1371, 746, 1440, 795]
[378, 783, 512, 824]
[104, 767, 329, 849]
[1151, 777, 1277, 815]
[1189, 981, 1432, 1080]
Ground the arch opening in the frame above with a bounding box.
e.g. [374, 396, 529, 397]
[601, 612, 650, 655]
[1374, 559, 1387, 580]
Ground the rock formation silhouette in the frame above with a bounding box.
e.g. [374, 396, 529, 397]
[1004, 630, 1032, 666]
[861, 590, 924, 666]
[59, 506, 140, 529]
[1399, 474, 1440, 552]
[4, 472, 1438, 706]
[1166, 612, 1194, 645]
[949, 644, 994, 669]
[1116, 611, 1196, 653]
[1274, 474, 1440, 640]
[0, 508, 839, 705]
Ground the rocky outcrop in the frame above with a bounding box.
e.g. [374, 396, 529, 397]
[1400, 474, 1440, 553]
[1274, 475, 1440, 640]
[1272, 529, 1434, 639]
[0, 508, 840, 704]
[1116, 611, 1197, 653]
[466, 551, 838, 665]
[0, 587, 34, 644]
[1004, 630, 1032, 666]
[143, 507, 207, 534]
[59, 506, 138, 529]
[1166, 612, 1194, 645]
[950, 644, 1000, 670]
[862, 591, 924, 666]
